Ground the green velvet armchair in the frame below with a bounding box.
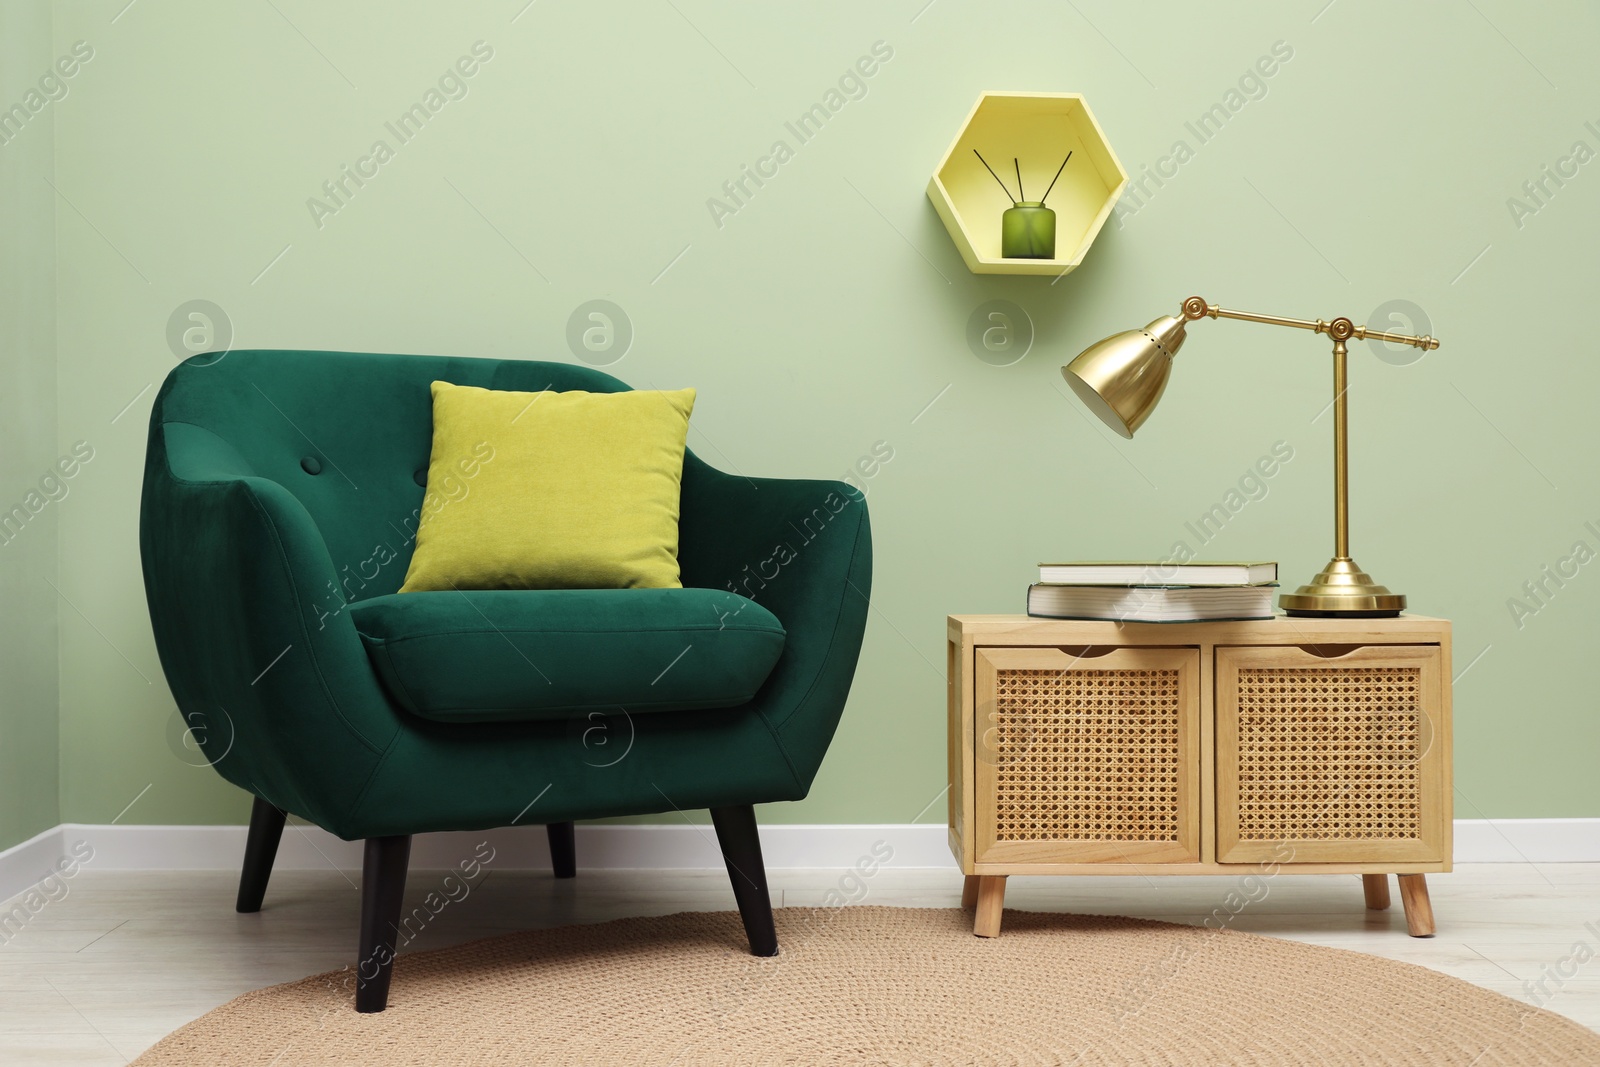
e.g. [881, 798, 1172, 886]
[139, 350, 872, 1012]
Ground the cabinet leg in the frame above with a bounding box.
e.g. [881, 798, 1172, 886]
[961, 875, 980, 909]
[973, 876, 1007, 938]
[1397, 874, 1435, 937]
[1362, 874, 1391, 911]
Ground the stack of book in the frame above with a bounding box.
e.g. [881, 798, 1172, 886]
[1027, 561, 1278, 623]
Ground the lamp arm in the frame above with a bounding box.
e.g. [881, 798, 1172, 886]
[1180, 296, 1440, 352]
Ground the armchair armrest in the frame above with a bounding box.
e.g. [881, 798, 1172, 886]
[677, 456, 872, 787]
[141, 421, 400, 831]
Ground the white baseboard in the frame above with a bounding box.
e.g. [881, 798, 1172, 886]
[55, 822, 956, 873]
[0, 826, 75, 904]
[3, 819, 1597, 900]
[1451, 818, 1600, 863]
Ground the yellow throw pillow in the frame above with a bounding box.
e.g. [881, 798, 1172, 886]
[399, 382, 696, 592]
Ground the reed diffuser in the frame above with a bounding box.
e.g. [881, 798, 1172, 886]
[974, 149, 1071, 259]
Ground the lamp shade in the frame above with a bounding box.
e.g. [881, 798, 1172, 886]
[1061, 315, 1187, 438]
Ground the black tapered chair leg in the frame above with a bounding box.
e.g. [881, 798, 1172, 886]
[546, 821, 577, 879]
[709, 805, 777, 957]
[235, 796, 287, 913]
[355, 835, 412, 1013]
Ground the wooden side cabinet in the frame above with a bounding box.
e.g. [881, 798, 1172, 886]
[948, 615, 1451, 939]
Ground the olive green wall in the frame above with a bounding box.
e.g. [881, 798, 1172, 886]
[34, 0, 1600, 834]
[0, 0, 63, 851]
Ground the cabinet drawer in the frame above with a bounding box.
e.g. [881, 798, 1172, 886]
[1216, 644, 1447, 865]
[974, 646, 1200, 865]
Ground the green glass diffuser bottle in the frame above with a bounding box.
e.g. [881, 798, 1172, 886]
[975, 150, 1072, 260]
[1002, 203, 1055, 259]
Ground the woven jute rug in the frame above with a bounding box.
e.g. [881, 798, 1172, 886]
[133, 906, 1599, 1065]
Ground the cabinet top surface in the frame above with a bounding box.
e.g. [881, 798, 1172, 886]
[948, 613, 1449, 638]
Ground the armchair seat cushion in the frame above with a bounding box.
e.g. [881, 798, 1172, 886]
[349, 588, 785, 723]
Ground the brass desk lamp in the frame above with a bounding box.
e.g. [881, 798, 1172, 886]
[1063, 296, 1441, 618]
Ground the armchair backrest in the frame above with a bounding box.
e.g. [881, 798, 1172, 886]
[147, 350, 649, 603]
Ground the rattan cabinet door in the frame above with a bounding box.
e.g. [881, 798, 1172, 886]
[974, 647, 1201, 865]
[1216, 645, 1447, 865]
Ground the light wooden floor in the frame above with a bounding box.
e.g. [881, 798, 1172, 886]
[2, 863, 1597, 1063]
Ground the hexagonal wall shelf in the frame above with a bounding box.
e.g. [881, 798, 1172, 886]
[928, 92, 1127, 276]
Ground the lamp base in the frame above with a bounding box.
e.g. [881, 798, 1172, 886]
[1278, 557, 1406, 618]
